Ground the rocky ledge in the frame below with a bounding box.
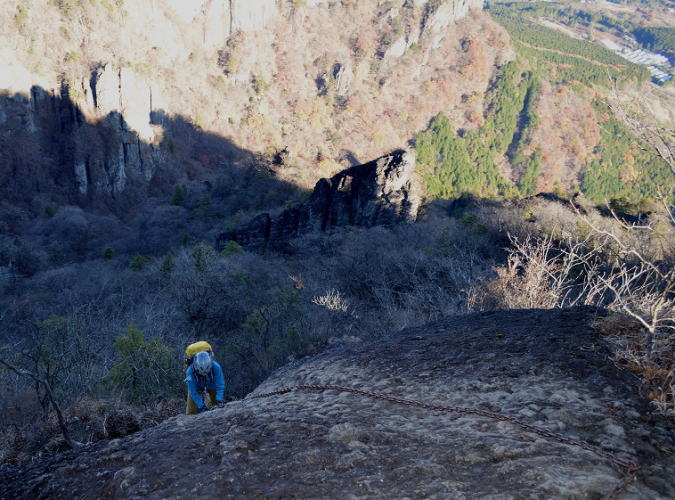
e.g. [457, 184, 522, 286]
[217, 149, 425, 250]
[2, 307, 674, 499]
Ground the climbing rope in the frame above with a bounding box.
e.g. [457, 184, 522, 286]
[248, 384, 638, 500]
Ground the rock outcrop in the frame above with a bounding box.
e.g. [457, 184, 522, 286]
[0, 77, 160, 201]
[217, 150, 425, 250]
[424, 0, 483, 35]
[2, 308, 673, 499]
[384, 0, 484, 58]
[230, 0, 278, 32]
[168, 0, 279, 48]
[1, 0, 506, 213]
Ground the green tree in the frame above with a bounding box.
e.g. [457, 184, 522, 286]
[170, 185, 186, 206]
[192, 242, 216, 272]
[581, 101, 674, 204]
[105, 325, 180, 403]
[220, 240, 245, 257]
[128, 254, 151, 271]
[415, 113, 478, 199]
[518, 152, 543, 197]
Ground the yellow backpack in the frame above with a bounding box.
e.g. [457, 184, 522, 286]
[184, 341, 214, 370]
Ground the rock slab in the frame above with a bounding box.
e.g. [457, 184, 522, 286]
[2, 308, 673, 499]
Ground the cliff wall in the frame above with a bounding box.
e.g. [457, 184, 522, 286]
[0, 0, 504, 209]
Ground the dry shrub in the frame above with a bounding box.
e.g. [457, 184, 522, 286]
[595, 314, 674, 417]
[0, 397, 182, 464]
[467, 251, 563, 310]
[467, 233, 583, 311]
[468, 202, 674, 416]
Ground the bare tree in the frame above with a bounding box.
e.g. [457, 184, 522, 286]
[608, 80, 675, 175]
[0, 347, 83, 449]
[571, 204, 674, 338]
[497, 202, 674, 414]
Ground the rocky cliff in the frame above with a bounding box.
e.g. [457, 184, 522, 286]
[0, 82, 158, 204]
[217, 150, 424, 250]
[2, 308, 673, 498]
[0, 0, 506, 209]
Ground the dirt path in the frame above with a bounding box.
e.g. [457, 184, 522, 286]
[517, 39, 626, 71]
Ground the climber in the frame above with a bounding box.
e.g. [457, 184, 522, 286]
[184, 341, 226, 415]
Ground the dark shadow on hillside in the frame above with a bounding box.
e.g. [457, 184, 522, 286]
[0, 84, 314, 261]
[0, 84, 303, 215]
[216, 150, 425, 253]
[0, 83, 440, 265]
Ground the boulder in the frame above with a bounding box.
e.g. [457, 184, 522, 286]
[217, 149, 425, 250]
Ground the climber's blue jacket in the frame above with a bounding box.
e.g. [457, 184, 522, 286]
[185, 361, 226, 409]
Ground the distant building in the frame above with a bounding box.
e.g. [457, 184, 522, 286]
[619, 48, 669, 66]
[648, 65, 672, 84]
[600, 44, 673, 85]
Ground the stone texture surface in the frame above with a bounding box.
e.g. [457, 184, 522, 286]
[230, 0, 278, 32]
[0, 64, 162, 202]
[2, 308, 673, 499]
[203, 0, 232, 49]
[217, 149, 425, 250]
[424, 0, 483, 35]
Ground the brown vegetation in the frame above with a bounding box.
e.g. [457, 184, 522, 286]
[467, 197, 674, 416]
[0, 1, 511, 191]
[528, 81, 601, 192]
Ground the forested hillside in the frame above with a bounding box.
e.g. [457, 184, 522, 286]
[488, 3, 649, 85]
[409, 1, 675, 204]
[0, 0, 673, 470]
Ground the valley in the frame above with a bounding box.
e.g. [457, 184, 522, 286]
[0, 2, 672, 495]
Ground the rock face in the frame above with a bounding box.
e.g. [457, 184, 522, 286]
[396, 0, 482, 53]
[0, 74, 160, 202]
[166, 0, 279, 47]
[425, 0, 483, 34]
[217, 150, 425, 250]
[203, 0, 232, 49]
[2, 308, 673, 499]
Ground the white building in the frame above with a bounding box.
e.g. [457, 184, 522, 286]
[620, 48, 669, 66]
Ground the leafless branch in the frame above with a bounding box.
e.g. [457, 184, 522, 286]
[0, 355, 83, 449]
[608, 80, 675, 175]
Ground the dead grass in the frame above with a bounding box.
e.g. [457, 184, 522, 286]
[0, 396, 182, 464]
[595, 314, 674, 417]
